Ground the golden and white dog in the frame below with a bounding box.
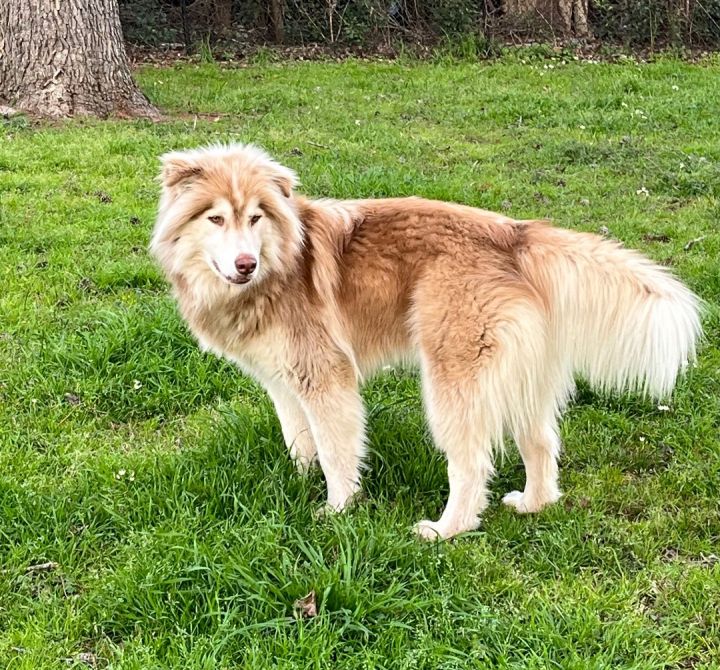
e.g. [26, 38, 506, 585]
[150, 143, 701, 540]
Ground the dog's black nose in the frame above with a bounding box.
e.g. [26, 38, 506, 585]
[235, 254, 257, 276]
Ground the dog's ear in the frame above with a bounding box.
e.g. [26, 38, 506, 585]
[160, 151, 203, 188]
[270, 163, 297, 198]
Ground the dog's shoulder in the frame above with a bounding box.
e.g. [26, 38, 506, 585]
[295, 196, 365, 255]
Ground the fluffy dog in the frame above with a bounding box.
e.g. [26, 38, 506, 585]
[150, 143, 701, 540]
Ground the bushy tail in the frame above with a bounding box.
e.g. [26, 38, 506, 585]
[518, 223, 702, 398]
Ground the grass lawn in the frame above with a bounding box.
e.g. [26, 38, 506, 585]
[1, 54, 719, 669]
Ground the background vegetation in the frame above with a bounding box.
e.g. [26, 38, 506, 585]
[118, 0, 720, 51]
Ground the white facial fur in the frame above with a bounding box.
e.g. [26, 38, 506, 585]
[202, 198, 265, 285]
[150, 143, 304, 302]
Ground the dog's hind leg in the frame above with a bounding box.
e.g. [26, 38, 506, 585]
[413, 378, 496, 541]
[265, 381, 318, 474]
[503, 352, 570, 513]
[411, 269, 550, 540]
[503, 416, 562, 513]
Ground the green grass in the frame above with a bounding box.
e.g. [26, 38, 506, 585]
[1, 56, 719, 669]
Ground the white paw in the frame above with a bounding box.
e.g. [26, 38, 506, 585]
[502, 489, 560, 513]
[413, 519, 447, 541]
[502, 490, 530, 512]
[318, 484, 362, 518]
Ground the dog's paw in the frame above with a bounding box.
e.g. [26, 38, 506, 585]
[312, 503, 337, 521]
[292, 453, 319, 475]
[314, 489, 363, 520]
[502, 489, 560, 513]
[289, 436, 318, 475]
[502, 490, 531, 512]
[413, 519, 448, 541]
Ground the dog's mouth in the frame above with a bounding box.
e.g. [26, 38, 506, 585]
[211, 260, 253, 285]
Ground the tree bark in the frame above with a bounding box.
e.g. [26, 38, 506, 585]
[213, 0, 232, 33]
[270, 0, 285, 44]
[180, 0, 192, 53]
[505, 0, 538, 13]
[557, 0, 589, 36]
[0, 0, 158, 118]
[504, 0, 589, 36]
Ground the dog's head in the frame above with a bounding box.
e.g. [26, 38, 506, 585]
[151, 143, 303, 292]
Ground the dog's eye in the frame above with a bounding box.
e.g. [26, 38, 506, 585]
[249, 214, 262, 226]
[208, 215, 224, 226]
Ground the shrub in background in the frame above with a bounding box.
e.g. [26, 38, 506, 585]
[118, 0, 720, 51]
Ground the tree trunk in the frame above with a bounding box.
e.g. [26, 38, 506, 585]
[180, 0, 192, 53]
[213, 0, 232, 33]
[0, 0, 158, 118]
[270, 0, 285, 44]
[505, 0, 538, 13]
[504, 0, 589, 36]
[557, 0, 589, 36]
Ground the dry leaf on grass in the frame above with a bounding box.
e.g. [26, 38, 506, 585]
[293, 590, 317, 619]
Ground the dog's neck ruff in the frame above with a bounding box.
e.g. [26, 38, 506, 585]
[171, 265, 291, 348]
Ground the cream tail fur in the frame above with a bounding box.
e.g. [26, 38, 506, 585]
[518, 225, 701, 400]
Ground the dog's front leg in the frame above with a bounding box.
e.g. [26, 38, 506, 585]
[265, 381, 318, 473]
[294, 373, 366, 512]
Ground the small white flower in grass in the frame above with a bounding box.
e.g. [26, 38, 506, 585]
[31, 398, 37, 405]
[639, 436, 646, 442]
[133, 379, 142, 390]
[115, 469, 126, 480]
[657, 404, 671, 412]
[636, 186, 650, 197]
[354, 119, 361, 126]
[672, 85, 679, 91]
[579, 125, 586, 130]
